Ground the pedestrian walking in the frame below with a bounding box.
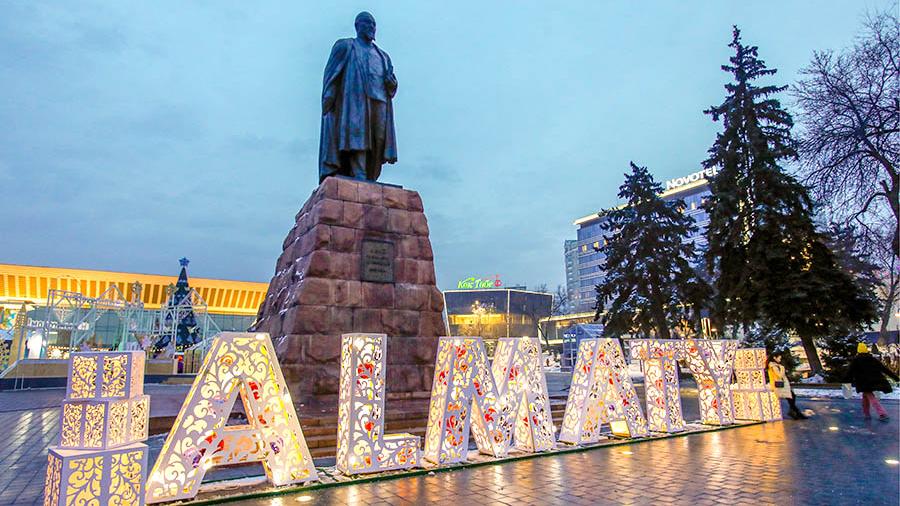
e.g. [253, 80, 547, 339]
[767, 354, 807, 420]
[846, 342, 899, 421]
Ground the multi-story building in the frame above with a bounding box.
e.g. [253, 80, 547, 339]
[563, 240, 580, 313]
[570, 168, 717, 313]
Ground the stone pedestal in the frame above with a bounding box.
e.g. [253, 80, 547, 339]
[253, 177, 446, 402]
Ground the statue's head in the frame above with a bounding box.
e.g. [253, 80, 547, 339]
[355, 11, 376, 42]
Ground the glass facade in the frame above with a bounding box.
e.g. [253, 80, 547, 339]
[571, 179, 712, 313]
[444, 289, 552, 351]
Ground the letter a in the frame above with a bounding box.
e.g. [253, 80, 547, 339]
[423, 337, 513, 464]
[145, 332, 316, 503]
[336, 334, 420, 474]
[630, 339, 685, 433]
[679, 339, 737, 425]
[559, 338, 648, 443]
[492, 337, 555, 452]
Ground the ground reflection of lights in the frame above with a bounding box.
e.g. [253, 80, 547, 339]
[621, 450, 634, 455]
[828, 426, 839, 431]
[885, 459, 899, 466]
[296, 495, 314, 502]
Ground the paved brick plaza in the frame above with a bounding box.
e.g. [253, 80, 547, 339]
[0, 388, 896, 505]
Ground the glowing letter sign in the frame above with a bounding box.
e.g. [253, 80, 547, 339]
[629, 339, 685, 433]
[664, 167, 719, 191]
[337, 334, 420, 474]
[146, 332, 316, 503]
[560, 338, 648, 443]
[491, 337, 555, 452]
[731, 348, 782, 421]
[423, 337, 513, 464]
[44, 351, 150, 506]
[679, 339, 737, 425]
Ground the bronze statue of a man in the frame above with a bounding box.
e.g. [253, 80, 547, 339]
[318, 11, 398, 183]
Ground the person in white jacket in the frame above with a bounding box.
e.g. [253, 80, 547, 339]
[767, 354, 807, 420]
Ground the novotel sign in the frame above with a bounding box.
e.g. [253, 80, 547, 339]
[664, 167, 719, 191]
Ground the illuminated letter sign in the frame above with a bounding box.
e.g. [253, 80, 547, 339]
[491, 337, 555, 452]
[559, 338, 648, 444]
[679, 339, 737, 425]
[664, 167, 719, 191]
[731, 348, 782, 421]
[337, 334, 420, 474]
[146, 332, 316, 503]
[44, 351, 150, 506]
[629, 339, 685, 433]
[456, 275, 502, 289]
[423, 337, 513, 464]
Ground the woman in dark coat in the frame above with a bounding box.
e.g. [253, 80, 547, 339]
[847, 343, 899, 421]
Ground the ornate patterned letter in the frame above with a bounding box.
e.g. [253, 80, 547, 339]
[491, 337, 555, 452]
[679, 339, 737, 425]
[731, 348, 782, 421]
[337, 333, 420, 474]
[145, 332, 316, 503]
[423, 337, 513, 464]
[629, 339, 685, 433]
[44, 351, 149, 506]
[559, 338, 648, 444]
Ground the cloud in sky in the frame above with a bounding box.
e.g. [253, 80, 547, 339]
[0, 0, 891, 290]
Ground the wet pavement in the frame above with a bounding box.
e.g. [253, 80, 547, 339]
[233, 398, 899, 506]
[0, 387, 897, 505]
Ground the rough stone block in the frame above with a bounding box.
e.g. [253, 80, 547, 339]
[379, 310, 399, 336]
[388, 209, 412, 234]
[316, 177, 340, 200]
[306, 335, 342, 363]
[418, 238, 434, 260]
[410, 213, 429, 236]
[331, 227, 357, 252]
[418, 312, 446, 337]
[313, 198, 343, 225]
[395, 284, 429, 311]
[394, 258, 419, 284]
[352, 308, 383, 333]
[428, 286, 445, 312]
[386, 365, 424, 393]
[395, 310, 421, 336]
[295, 277, 334, 306]
[342, 202, 364, 229]
[337, 178, 360, 202]
[328, 306, 353, 331]
[283, 305, 329, 334]
[362, 205, 388, 231]
[398, 236, 421, 259]
[363, 282, 394, 309]
[416, 261, 437, 285]
[306, 250, 333, 278]
[383, 186, 408, 209]
[358, 182, 384, 206]
[407, 192, 424, 212]
[334, 280, 363, 307]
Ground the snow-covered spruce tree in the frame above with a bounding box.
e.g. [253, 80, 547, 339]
[702, 27, 876, 374]
[595, 162, 710, 339]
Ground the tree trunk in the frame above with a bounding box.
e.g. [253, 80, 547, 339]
[878, 276, 898, 345]
[798, 332, 824, 375]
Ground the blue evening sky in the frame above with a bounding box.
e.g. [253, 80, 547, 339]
[0, 1, 892, 290]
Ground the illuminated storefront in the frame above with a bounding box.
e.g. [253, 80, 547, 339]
[443, 288, 552, 350]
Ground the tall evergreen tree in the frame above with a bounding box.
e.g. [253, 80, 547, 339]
[595, 163, 710, 339]
[703, 28, 876, 373]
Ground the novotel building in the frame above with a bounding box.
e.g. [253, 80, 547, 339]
[569, 168, 717, 313]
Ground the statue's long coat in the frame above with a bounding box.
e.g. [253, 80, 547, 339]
[319, 38, 398, 182]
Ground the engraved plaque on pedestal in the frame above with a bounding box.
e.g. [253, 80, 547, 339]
[361, 239, 395, 283]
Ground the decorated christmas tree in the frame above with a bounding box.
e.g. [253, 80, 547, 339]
[156, 258, 201, 351]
